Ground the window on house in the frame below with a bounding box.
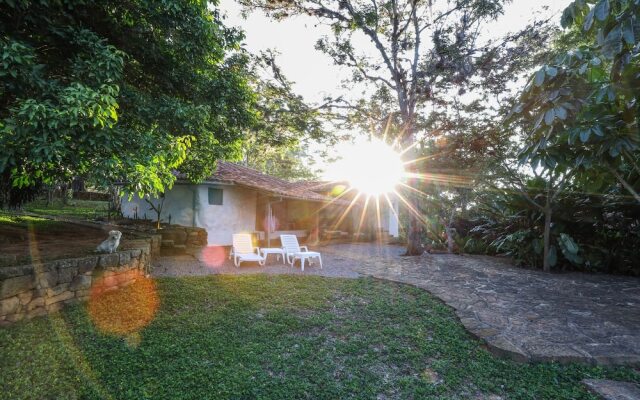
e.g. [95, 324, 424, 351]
[208, 188, 223, 205]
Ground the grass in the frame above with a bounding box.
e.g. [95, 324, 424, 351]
[0, 211, 112, 267]
[1, 275, 638, 399]
[0, 212, 60, 227]
[23, 199, 110, 219]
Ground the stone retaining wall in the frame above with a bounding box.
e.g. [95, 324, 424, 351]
[0, 241, 153, 326]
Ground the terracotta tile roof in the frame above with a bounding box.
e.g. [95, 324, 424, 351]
[286, 181, 335, 193]
[193, 162, 337, 203]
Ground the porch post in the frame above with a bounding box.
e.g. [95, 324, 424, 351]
[314, 207, 320, 245]
[266, 200, 272, 248]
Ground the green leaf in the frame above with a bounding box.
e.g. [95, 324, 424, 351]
[555, 106, 567, 120]
[580, 129, 591, 142]
[592, 125, 604, 136]
[594, 0, 609, 21]
[558, 233, 583, 264]
[602, 24, 622, 59]
[534, 69, 546, 86]
[609, 144, 620, 157]
[583, 6, 595, 31]
[545, 66, 558, 77]
[544, 109, 555, 125]
[579, 63, 588, 74]
[622, 19, 635, 45]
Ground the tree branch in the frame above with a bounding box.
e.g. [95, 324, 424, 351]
[607, 164, 640, 204]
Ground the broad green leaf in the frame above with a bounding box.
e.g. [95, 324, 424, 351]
[592, 125, 604, 136]
[583, 6, 595, 31]
[546, 66, 558, 77]
[534, 69, 546, 86]
[609, 144, 620, 157]
[544, 109, 555, 125]
[602, 24, 622, 59]
[594, 0, 609, 21]
[622, 19, 635, 45]
[580, 129, 591, 142]
[579, 63, 588, 74]
[558, 233, 583, 264]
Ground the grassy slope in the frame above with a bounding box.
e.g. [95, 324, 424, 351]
[1, 275, 638, 400]
[24, 199, 110, 219]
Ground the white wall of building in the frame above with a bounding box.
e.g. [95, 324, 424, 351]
[121, 183, 258, 246]
[388, 197, 399, 237]
[195, 185, 257, 246]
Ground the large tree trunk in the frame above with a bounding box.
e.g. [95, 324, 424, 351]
[405, 214, 424, 255]
[402, 133, 424, 256]
[445, 205, 457, 254]
[542, 206, 552, 272]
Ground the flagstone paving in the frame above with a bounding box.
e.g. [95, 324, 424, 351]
[582, 379, 640, 400]
[154, 242, 640, 366]
[322, 243, 640, 366]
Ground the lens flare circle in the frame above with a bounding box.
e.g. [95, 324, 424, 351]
[329, 138, 404, 195]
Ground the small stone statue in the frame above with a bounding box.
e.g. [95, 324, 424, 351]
[96, 230, 122, 254]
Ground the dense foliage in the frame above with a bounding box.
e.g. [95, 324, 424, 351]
[374, 0, 640, 274]
[240, 0, 546, 255]
[495, 0, 640, 274]
[242, 51, 327, 180]
[0, 0, 255, 205]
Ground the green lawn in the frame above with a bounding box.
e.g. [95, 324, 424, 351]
[24, 199, 110, 220]
[1, 275, 637, 399]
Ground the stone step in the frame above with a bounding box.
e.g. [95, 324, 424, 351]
[161, 244, 187, 256]
[161, 240, 175, 248]
[582, 379, 640, 400]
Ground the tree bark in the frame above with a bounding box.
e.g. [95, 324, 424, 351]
[542, 206, 552, 272]
[445, 205, 457, 253]
[402, 138, 424, 256]
[607, 165, 640, 204]
[404, 214, 424, 255]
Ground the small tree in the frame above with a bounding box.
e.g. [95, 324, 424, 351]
[514, 0, 640, 203]
[144, 195, 166, 230]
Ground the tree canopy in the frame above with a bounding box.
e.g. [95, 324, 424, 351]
[240, 0, 554, 254]
[0, 0, 255, 205]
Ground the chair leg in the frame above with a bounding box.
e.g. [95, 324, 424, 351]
[300, 257, 305, 272]
[234, 257, 240, 268]
[318, 255, 323, 269]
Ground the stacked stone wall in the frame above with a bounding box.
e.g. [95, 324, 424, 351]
[0, 242, 152, 326]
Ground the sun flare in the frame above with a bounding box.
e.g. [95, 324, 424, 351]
[325, 137, 405, 196]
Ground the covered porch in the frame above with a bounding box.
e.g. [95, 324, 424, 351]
[253, 191, 399, 248]
[254, 194, 350, 248]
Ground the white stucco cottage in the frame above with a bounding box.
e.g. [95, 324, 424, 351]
[121, 162, 399, 246]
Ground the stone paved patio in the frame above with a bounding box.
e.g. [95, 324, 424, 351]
[153, 243, 640, 366]
[323, 243, 640, 366]
[582, 379, 640, 400]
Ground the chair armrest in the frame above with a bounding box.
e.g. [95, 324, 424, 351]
[300, 246, 309, 251]
[254, 247, 261, 255]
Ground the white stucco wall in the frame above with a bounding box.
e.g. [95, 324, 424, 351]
[121, 184, 196, 227]
[195, 185, 257, 246]
[388, 198, 399, 237]
[121, 183, 258, 246]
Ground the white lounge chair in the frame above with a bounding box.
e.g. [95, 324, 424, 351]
[232, 234, 265, 268]
[280, 234, 322, 271]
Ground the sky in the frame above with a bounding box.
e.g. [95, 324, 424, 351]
[218, 0, 573, 176]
